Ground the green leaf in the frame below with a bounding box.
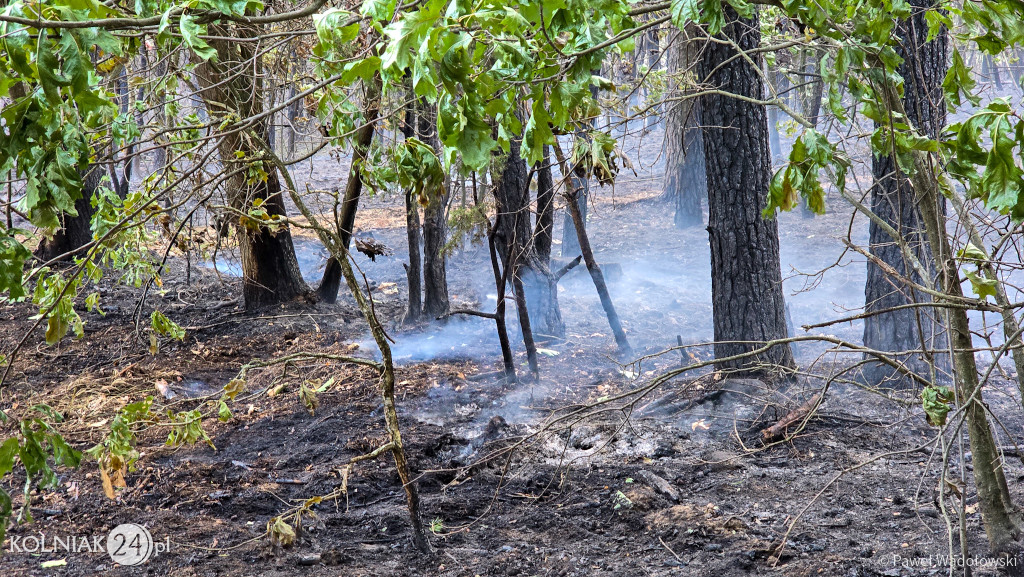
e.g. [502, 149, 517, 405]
[180, 14, 218, 61]
[0, 234, 30, 299]
[921, 386, 954, 426]
[217, 401, 232, 422]
[151, 310, 185, 341]
[965, 270, 998, 300]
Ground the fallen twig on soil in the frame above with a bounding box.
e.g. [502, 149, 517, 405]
[761, 393, 822, 441]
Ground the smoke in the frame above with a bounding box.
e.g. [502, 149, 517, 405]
[199, 236, 329, 283]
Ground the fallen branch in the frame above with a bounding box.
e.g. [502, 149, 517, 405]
[761, 393, 822, 441]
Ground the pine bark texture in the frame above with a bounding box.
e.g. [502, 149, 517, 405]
[663, 25, 706, 228]
[418, 102, 450, 319]
[862, 0, 948, 387]
[697, 7, 794, 373]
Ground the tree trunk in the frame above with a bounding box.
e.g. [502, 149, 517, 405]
[663, 25, 706, 229]
[317, 78, 382, 304]
[34, 167, 102, 262]
[236, 172, 309, 309]
[534, 146, 555, 265]
[527, 146, 566, 337]
[491, 136, 542, 369]
[565, 187, 632, 356]
[407, 98, 450, 319]
[405, 189, 423, 322]
[560, 175, 587, 257]
[862, 0, 948, 388]
[196, 26, 309, 310]
[909, 100, 1024, 565]
[697, 6, 794, 374]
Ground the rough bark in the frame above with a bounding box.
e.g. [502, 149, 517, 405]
[862, 0, 948, 388]
[421, 196, 449, 319]
[196, 26, 309, 310]
[534, 146, 555, 265]
[405, 189, 423, 322]
[697, 6, 794, 374]
[663, 25, 706, 228]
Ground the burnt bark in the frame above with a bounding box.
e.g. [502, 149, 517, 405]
[317, 78, 382, 304]
[196, 26, 309, 310]
[698, 6, 794, 374]
[560, 176, 587, 257]
[663, 25, 706, 228]
[565, 187, 631, 356]
[34, 167, 103, 262]
[491, 139, 540, 371]
[534, 146, 555, 265]
[236, 172, 310, 309]
[417, 100, 450, 319]
[862, 0, 948, 388]
[405, 190, 423, 322]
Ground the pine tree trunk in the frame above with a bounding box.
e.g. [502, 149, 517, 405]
[418, 101, 450, 319]
[405, 189, 423, 322]
[862, 0, 948, 387]
[698, 6, 794, 374]
[663, 26, 706, 229]
[534, 146, 555, 265]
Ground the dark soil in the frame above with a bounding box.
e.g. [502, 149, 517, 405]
[3, 136, 1024, 577]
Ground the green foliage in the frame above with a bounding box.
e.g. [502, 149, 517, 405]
[151, 310, 185, 341]
[0, 406, 82, 544]
[921, 385, 955, 427]
[84, 397, 153, 492]
[0, 228, 31, 300]
[945, 100, 1024, 219]
[32, 268, 85, 345]
[165, 409, 214, 449]
[0, 0, 124, 232]
[766, 130, 849, 216]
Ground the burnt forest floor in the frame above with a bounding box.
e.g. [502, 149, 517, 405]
[3, 149, 1024, 577]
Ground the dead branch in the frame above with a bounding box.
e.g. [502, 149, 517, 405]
[761, 393, 822, 441]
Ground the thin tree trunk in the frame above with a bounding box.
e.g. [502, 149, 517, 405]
[564, 187, 632, 356]
[697, 6, 794, 374]
[874, 2, 1023, 555]
[560, 175, 587, 257]
[404, 189, 423, 322]
[527, 146, 566, 337]
[534, 146, 555, 266]
[488, 219, 517, 382]
[317, 77, 382, 304]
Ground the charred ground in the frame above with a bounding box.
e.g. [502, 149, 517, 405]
[2, 188, 1022, 577]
